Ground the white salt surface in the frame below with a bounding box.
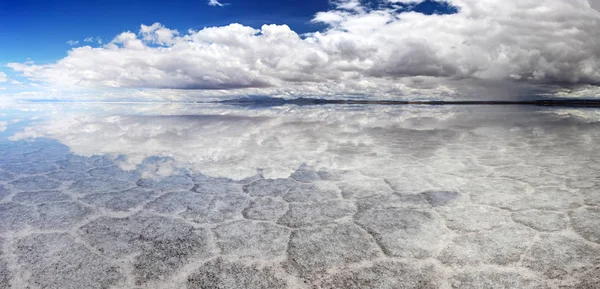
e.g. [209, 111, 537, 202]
[0, 103, 598, 288]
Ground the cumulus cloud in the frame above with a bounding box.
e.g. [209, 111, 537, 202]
[66, 40, 79, 46]
[0, 72, 6, 82]
[139, 23, 179, 45]
[7, 0, 600, 100]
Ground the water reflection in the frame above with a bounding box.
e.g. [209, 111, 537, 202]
[0, 102, 599, 288]
[6, 103, 600, 181]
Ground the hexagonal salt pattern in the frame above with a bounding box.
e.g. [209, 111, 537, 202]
[0, 105, 599, 288]
[0, 238, 10, 289]
[355, 208, 449, 258]
[317, 260, 444, 289]
[188, 258, 298, 289]
[214, 220, 290, 259]
[285, 223, 382, 280]
[14, 233, 124, 289]
[79, 214, 214, 285]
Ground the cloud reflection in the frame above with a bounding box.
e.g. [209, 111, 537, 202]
[7, 103, 600, 180]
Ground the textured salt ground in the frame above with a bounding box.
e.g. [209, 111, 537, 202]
[0, 156, 598, 289]
[0, 117, 599, 288]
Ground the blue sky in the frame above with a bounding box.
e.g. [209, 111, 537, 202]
[0, 0, 334, 95]
[0, 0, 459, 63]
[1, 0, 599, 101]
[0, 0, 329, 63]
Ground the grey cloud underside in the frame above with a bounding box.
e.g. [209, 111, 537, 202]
[6, 0, 600, 99]
[150, 79, 272, 90]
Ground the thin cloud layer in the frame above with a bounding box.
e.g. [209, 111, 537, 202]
[208, 0, 226, 7]
[7, 0, 600, 100]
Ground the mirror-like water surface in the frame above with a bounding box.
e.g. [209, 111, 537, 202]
[0, 103, 598, 288]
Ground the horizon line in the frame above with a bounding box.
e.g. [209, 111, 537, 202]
[216, 97, 600, 107]
[10, 97, 600, 107]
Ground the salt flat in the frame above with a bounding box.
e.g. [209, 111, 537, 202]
[0, 103, 598, 288]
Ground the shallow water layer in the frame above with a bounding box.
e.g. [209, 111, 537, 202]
[0, 103, 599, 288]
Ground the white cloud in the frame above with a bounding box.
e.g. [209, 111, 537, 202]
[140, 23, 179, 45]
[0, 87, 6, 91]
[66, 40, 79, 46]
[85, 36, 103, 44]
[7, 0, 600, 100]
[0, 72, 6, 82]
[333, 0, 365, 13]
[549, 84, 600, 99]
[208, 0, 226, 7]
[10, 79, 23, 85]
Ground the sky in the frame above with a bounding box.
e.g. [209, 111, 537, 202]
[1, 0, 600, 102]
